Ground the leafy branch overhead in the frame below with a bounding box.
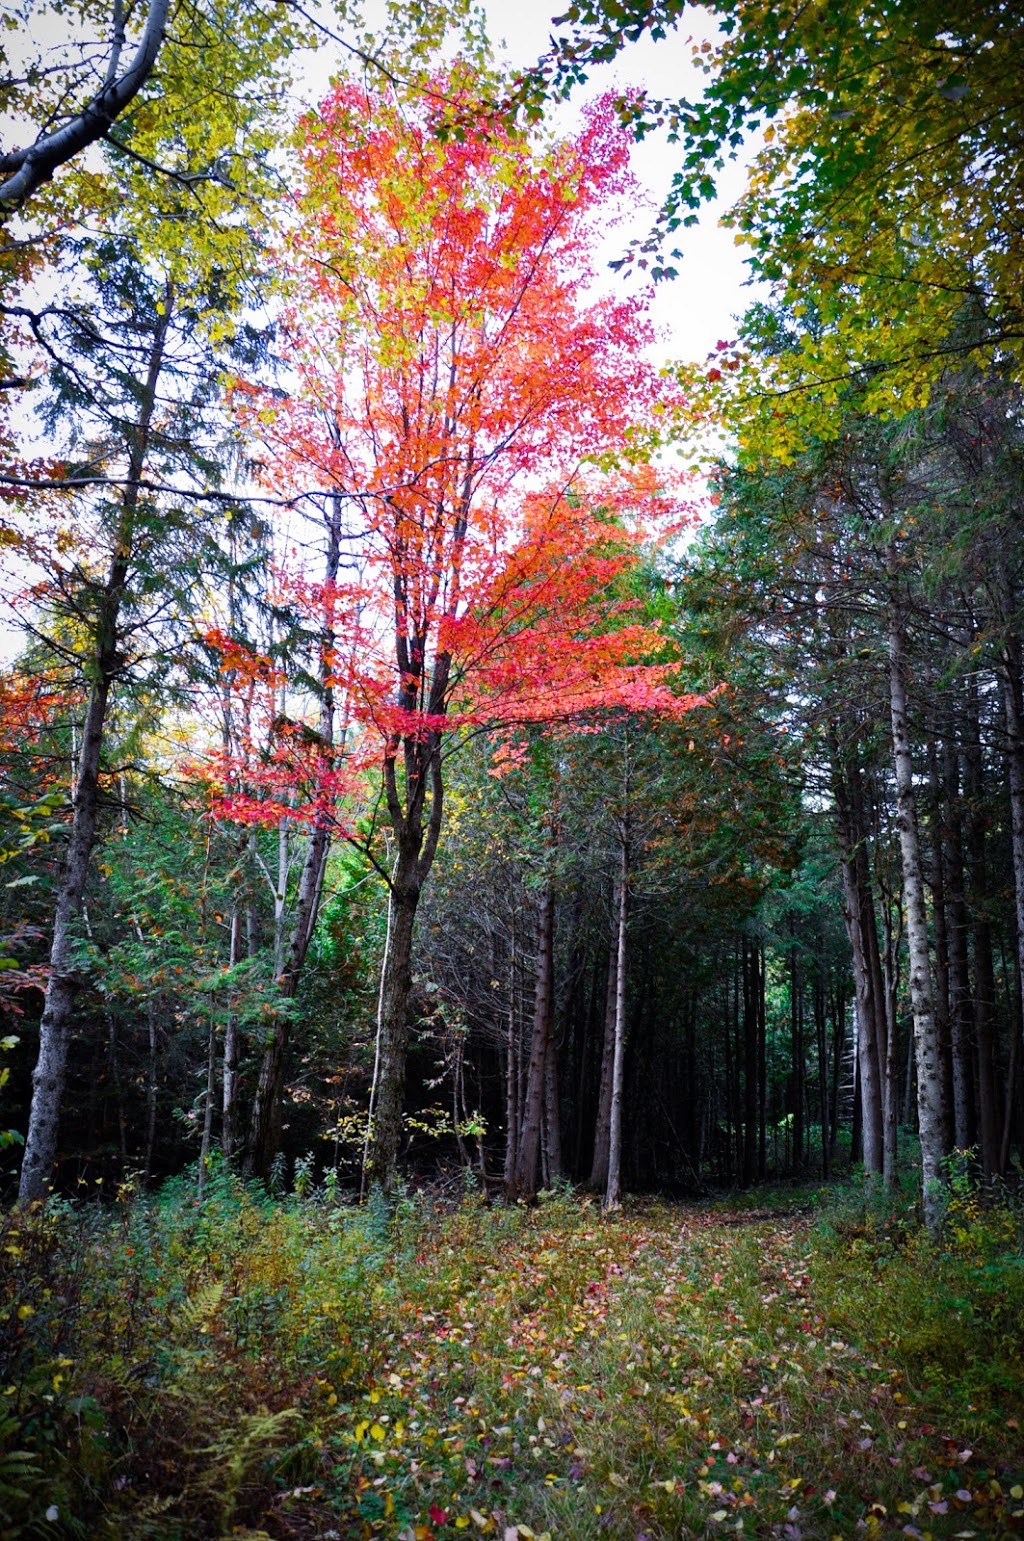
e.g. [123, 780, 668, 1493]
[0, 0, 171, 207]
[514, 1, 1024, 439]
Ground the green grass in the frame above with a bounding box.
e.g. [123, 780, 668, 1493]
[1, 1169, 1023, 1539]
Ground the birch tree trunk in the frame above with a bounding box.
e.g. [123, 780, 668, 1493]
[18, 294, 171, 1206]
[888, 601, 946, 1235]
[604, 838, 629, 1212]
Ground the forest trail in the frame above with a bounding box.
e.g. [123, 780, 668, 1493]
[2, 1186, 1024, 1537]
[330, 1197, 1024, 1540]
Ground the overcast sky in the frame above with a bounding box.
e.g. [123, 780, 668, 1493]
[478, 0, 756, 367]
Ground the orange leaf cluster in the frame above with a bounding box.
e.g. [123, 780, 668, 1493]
[225, 69, 701, 808]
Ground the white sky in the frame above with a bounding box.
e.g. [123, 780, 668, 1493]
[477, 0, 756, 366]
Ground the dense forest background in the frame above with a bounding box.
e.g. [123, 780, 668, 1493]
[1, 0, 1022, 1230]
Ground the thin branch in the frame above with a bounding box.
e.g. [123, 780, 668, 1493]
[0, 0, 171, 207]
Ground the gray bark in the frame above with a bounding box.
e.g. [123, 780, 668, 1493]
[604, 838, 629, 1212]
[999, 623, 1024, 1168]
[888, 602, 946, 1235]
[502, 924, 519, 1192]
[0, 0, 171, 206]
[366, 867, 420, 1193]
[222, 909, 242, 1159]
[589, 886, 620, 1190]
[964, 677, 1000, 1176]
[510, 881, 555, 1203]
[832, 753, 885, 1177]
[542, 989, 562, 1182]
[363, 650, 450, 1192]
[941, 730, 974, 1149]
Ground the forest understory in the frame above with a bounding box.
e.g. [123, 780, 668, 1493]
[1, 1171, 1023, 1541]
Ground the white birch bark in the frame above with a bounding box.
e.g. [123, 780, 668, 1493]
[888, 602, 946, 1234]
[604, 835, 629, 1213]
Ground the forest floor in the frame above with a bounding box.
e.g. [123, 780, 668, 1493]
[1, 1173, 1024, 1540]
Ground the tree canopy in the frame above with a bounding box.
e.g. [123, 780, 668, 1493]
[515, 1, 1024, 449]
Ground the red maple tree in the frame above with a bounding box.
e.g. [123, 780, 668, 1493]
[230, 69, 704, 1187]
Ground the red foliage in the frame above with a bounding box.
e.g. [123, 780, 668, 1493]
[191, 625, 357, 830]
[219, 69, 703, 825]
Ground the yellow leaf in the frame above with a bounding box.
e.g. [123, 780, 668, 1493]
[370, 1422, 386, 1441]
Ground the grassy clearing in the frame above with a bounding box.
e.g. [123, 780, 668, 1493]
[1, 1171, 1023, 1540]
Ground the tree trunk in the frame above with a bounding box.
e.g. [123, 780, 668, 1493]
[927, 738, 956, 1156]
[742, 938, 758, 1187]
[222, 909, 242, 1160]
[198, 1006, 218, 1201]
[18, 293, 170, 1206]
[790, 941, 803, 1170]
[245, 495, 341, 1180]
[501, 921, 520, 1192]
[964, 676, 1000, 1176]
[143, 1005, 158, 1186]
[815, 960, 831, 1180]
[829, 986, 846, 1166]
[363, 621, 450, 1192]
[724, 951, 735, 1185]
[879, 888, 900, 1190]
[757, 939, 767, 1180]
[542, 996, 563, 1183]
[604, 840, 629, 1212]
[832, 755, 885, 1176]
[589, 885, 620, 1189]
[511, 881, 555, 1202]
[1000, 636, 1024, 1169]
[888, 601, 946, 1235]
[941, 728, 974, 1150]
